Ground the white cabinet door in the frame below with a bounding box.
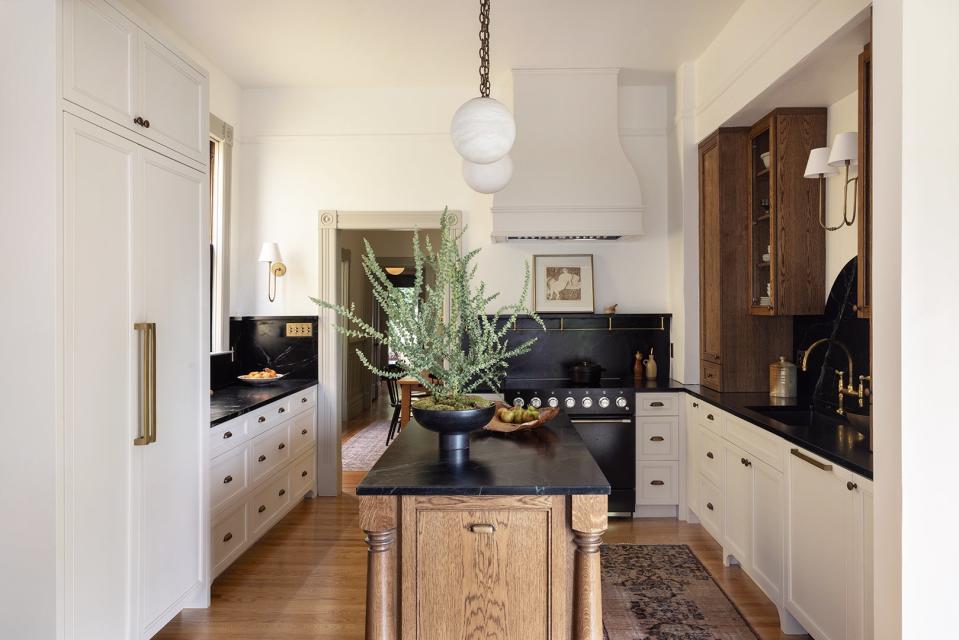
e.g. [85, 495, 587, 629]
[63, 113, 140, 640]
[848, 476, 874, 640]
[751, 458, 785, 604]
[786, 447, 852, 640]
[63, 0, 139, 129]
[136, 148, 206, 636]
[723, 442, 751, 567]
[138, 32, 207, 162]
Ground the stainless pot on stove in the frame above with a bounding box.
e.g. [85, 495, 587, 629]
[570, 360, 604, 386]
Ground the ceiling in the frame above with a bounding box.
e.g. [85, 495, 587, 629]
[138, 0, 745, 88]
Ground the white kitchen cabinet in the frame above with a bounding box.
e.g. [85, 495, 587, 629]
[63, 113, 206, 639]
[635, 393, 682, 517]
[750, 457, 785, 605]
[723, 441, 752, 566]
[63, 0, 208, 165]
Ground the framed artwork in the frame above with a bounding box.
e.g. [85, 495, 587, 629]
[532, 254, 595, 313]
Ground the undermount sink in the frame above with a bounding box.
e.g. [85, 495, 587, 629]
[745, 405, 868, 444]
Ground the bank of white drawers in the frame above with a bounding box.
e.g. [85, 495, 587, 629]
[210, 384, 318, 578]
[635, 393, 681, 512]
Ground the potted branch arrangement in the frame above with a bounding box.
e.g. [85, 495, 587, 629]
[312, 209, 541, 452]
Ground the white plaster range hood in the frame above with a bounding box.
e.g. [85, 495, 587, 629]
[491, 68, 644, 242]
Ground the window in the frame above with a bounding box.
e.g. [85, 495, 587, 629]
[209, 114, 233, 352]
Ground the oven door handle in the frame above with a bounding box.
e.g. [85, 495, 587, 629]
[569, 418, 634, 424]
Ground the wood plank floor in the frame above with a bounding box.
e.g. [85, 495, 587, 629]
[156, 472, 808, 639]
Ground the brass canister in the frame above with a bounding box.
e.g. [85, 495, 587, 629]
[769, 356, 797, 398]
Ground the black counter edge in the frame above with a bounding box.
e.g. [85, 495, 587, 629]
[210, 378, 319, 427]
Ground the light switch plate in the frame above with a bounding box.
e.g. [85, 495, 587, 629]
[286, 322, 313, 337]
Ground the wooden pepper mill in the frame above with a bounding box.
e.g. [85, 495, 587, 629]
[633, 351, 645, 382]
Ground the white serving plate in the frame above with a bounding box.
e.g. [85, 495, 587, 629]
[237, 373, 286, 385]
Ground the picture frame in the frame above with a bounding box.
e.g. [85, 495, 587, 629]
[532, 254, 595, 313]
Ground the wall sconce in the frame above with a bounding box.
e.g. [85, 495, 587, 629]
[804, 131, 858, 231]
[258, 242, 286, 302]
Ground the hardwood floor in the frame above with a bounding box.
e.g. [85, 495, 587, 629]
[156, 475, 808, 639]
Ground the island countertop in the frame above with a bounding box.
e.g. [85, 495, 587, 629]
[356, 412, 611, 496]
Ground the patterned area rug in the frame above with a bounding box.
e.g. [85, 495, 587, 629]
[341, 419, 392, 471]
[602, 544, 759, 639]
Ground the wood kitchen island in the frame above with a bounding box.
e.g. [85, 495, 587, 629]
[356, 414, 611, 640]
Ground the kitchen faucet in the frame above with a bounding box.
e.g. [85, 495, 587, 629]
[800, 338, 869, 415]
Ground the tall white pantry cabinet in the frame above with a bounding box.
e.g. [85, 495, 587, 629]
[61, 0, 210, 638]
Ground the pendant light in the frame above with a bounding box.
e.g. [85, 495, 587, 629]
[451, 0, 515, 193]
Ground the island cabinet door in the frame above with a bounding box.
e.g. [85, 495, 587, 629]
[411, 500, 559, 640]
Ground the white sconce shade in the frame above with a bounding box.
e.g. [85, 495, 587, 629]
[804, 147, 839, 179]
[450, 97, 516, 165]
[258, 242, 283, 263]
[463, 155, 513, 194]
[827, 132, 858, 167]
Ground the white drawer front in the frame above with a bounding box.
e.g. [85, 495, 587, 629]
[697, 425, 724, 487]
[637, 416, 679, 460]
[211, 502, 248, 575]
[249, 397, 292, 438]
[698, 401, 723, 435]
[290, 386, 317, 416]
[210, 415, 248, 458]
[698, 475, 723, 540]
[724, 413, 785, 472]
[291, 408, 316, 457]
[250, 468, 292, 535]
[636, 393, 679, 416]
[251, 422, 292, 482]
[292, 449, 316, 497]
[637, 461, 680, 505]
[210, 443, 250, 514]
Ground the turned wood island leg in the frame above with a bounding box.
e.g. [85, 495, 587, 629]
[571, 495, 608, 640]
[359, 496, 398, 640]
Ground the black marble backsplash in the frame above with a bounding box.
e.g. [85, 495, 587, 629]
[227, 316, 318, 384]
[793, 258, 870, 417]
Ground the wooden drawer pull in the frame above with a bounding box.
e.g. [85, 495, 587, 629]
[650, 401, 665, 407]
[278, 442, 286, 450]
[706, 502, 714, 511]
[223, 431, 233, 439]
[223, 475, 233, 484]
[301, 470, 308, 477]
[469, 523, 496, 534]
[706, 451, 714, 459]
[278, 489, 286, 497]
[258, 505, 266, 513]
[649, 435, 665, 442]
[650, 480, 665, 486]
[258, 454, 267, 462]
[222, 532, 233, 542]
[301, 428, 308, 435]
[258, 416, 266, 423]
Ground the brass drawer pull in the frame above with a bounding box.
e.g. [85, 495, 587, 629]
[706, 451, 714, 459]
[847, 481, 858, 491]
[258, 416, 266, 423]
[790, 448, 832, 471]
[258, 505, 266, 513]
[222, 532, 233, 542]
[706, 413, 715, 421]
[706, 502, 714, 511]
[301, 397, 308, 403]
[650, 480, 665, 486]
[650, 435, 665, 442]
[692, 401, 699, 408]
[278, 442, 286, 450]
[223, 475, 233, 484]
[278, 489, 286, 496]
[258, 454, 267, 462]
[301, 470, 308, 477]
[278, 407, 286, 414]
[469, 523, 496, 534]
[650, 401, 665, 407]
[301, 428, 308, 435]
[223, 431, 233, 439]
[741, 458, 752, 467]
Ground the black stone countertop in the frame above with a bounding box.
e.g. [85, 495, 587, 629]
[210, 378, 318, 427]
[635, 379, 873, 479]
[356, 413, 611, 496]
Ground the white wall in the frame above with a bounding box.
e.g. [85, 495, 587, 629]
[825, 90, 860, 291]
[234, 82, 671, 320]
[0, 1, 58, 637]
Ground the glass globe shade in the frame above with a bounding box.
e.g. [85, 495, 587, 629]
[462, 155, 513, 194]
[450, 97, 516, 164]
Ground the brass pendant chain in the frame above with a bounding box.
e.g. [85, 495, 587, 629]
[478, 0, 491, 97]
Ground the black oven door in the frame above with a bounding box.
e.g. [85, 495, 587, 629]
[570, 416, 635, 515]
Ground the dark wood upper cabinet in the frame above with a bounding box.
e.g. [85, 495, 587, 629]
[699, 129, 792, 392]
[747, 108, 827, 316]
[857, 43, 872, 319]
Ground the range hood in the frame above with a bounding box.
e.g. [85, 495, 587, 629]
[491, 68, 645, 242]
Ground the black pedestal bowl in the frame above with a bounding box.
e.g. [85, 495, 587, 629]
[411, 404, 496, 451]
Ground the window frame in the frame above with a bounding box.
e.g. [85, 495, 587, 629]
[209, 113, 234, 354]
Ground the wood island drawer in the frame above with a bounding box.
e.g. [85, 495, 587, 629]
[697, 425, 724, 486]
[250, 469, 291, 535]
[701, 361, 722, 391]
[212, 502, 248, 575]
[210, 416, 248, 458]
[636, 393, 679, 416]
[210, 442, 250, 514]
[291, 408, 316, 456]
[251, 423, 292, 482]
[637, 461, 680, 505]
[637, 416, 679, 460]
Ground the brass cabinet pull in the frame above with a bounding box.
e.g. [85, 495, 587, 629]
[278, 407, 286, 414]
[650, 435, 665, 442]
[258, 505, 266, 513]
[142, 119, 150, 128]
[223, 475, 233, 484]
[258, 454, 267, 462]
[706, 413, 715, 421]
[741, 457, 752, 467]
[692, 401, 700, 408]
[133, 322, 157, 445]
[650, 401, 665, 407]
[847, 481, 858, 491]
[278, 489, 286, 496]
[223, 431, 233, 439]
[706, 502, 714, 511]
[469, 523, 496, 534]
[790, 448, 833, 471]
[278, 442, 286, 450]
[222, 532, 233, 542]
[258, 416, 266, 423]
[301, 470, 308, 477]
[706, 451, 714, 459]
[301, 397, 308, 403]
[650, 480, 665, 486]
[301, 429, 308, 435]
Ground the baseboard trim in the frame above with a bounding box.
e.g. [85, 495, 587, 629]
[633, 504, 679, 518]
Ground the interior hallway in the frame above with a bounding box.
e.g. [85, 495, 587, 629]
[341, 382, 395, 471]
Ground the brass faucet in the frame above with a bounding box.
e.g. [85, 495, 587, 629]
[800, 338, 866, 415]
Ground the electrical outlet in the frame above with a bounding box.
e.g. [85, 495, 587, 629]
[286, 322, 313, 337]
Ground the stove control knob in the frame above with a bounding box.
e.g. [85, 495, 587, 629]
[548, 396, 559, 408]
[598, 396, 611, 409]
[564, 397, 576, 409]
[581, 397, 593, 409]
[615, 396, 628, 408]
[512, 397, 525, 407]
[529, 396, 542, 408]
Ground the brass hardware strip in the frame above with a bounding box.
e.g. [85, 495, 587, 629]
[134, 322, 156, 446]
[469, 523, 496, 534]
[570, 419, 634, 424]
[790, 448, 832, 471]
